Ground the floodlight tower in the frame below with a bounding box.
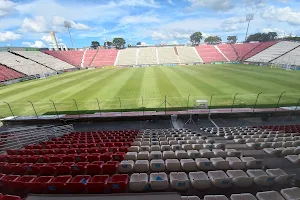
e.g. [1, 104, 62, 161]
[64, 21, 74, 48]
[245, 14, 254, 41]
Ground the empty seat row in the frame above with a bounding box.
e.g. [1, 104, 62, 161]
[0, 161, 119, 175]
[264, 147, 300, 156]
[181, 187, 300, 200]
[1, 152, 126, 163]
[125, 149, 242, 160]
[0, 174, 129, 194]
[119, 157, 262, 173]
[7, 147, 130, 156]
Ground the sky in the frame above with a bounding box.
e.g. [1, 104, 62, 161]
[0, 0, 300, 48]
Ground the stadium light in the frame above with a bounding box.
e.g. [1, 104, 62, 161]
[245, 14, 254, 42]
[64, 21, 74, 48]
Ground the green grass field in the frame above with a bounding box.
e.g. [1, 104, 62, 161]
[1, 64, 300, 118]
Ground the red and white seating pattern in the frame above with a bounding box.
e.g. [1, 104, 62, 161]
[90, 49, 118, 67]
[0, 65, 24, 82]
[195, 45, 227, 63]
[243, 41, 278, 61]
[43, 51, 84, 67]
[217, 44, 237, 61]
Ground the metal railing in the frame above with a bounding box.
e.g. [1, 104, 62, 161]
[0, 124, 73, 152]
[1, 92, 300, 118]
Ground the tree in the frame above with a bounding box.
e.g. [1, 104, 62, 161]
[190, 32, 203, 46]
[136, 42, 142, 45]
[227, 36, 237, 44]
[104, 41, 113, 47]
[245, 32, 278, 42]
[113, 38, 126, 49]
[204, 36, 222, 44]
[91, 41, 100, 49]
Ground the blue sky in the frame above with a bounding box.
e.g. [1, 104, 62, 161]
[0, 0, 300, 48]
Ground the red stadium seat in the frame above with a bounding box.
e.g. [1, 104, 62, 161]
[66, 175, 91, 193]
[37, 156, 50, 163]
[87, 154, 100, 162]
[71, 162, 88, 175]
[28, 176, 54, 193]
[0, 162, 8, 173]
[1, 195, 21, 200]
[45, 175, 72, 193]
[0, 175, 20, 189]
[75, 155, 87, 162]
[40, 163, 59, 176]
[108, 174, 129, 193]
[11, 175, 36, 190]
[62, 155, 75, 162]
[26, 163, 45, 175]
[87, 175, 109, 193]
[119, 147, 129, 153]
[56, 162, 74, 175]
[12, 163, 32, 175]
[49, 155, 63, 163]
[112, 152, 125, 161]
[100, 152, 112, 162]
[102, 161, 119, 175]
[86, 161, 104, 175]
[88, 148, 99, 154]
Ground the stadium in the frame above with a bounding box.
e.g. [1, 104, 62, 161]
[1, 0, 300, 200]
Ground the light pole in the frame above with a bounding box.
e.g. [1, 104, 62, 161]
[64, 21, 74, 48]
[245, 14, 254, 41]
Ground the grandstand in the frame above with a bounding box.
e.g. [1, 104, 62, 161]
[0, 52, 55, 76]
[157, 47, 180, 64]
[43, 50, 84, 67]
[246, 41, 300, 63]
[137, 47, 158, 65]
[272, 45, 300, 67]
[90, 49, 118, 67]
[195, 45, 227, 63]
[177, 46, 203, 64]
[116, 48, 138, 66]
[217, 44, 237, 61]
[13, 51, 76, 71]
[0, 65, 24, 82]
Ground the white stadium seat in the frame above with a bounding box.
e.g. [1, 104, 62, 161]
[175, 150, 189, 159]
[129, 173, 148, 191]
[280, 187, 300, 200]
[200, 149, 214, 158]
[170, 172, 190, 190]
[241, 157, 263, 169]
[211, 157, 230, 170]
[163, 151, 175, 159]
[181, 196, 200, 200]
[226, 157, 246, 169]
[256, 191, 285, 200]
[125, 152, 137, 161]
[180, 159, 197, 171]
[150, 159, 165, 172]
[204, 195, 228, 200]
[208, 170, 232, 188]
[213, 149, 227, 158]
[226, 170, 253, 187]
[266, 168, 295, 184]
[150, 172, 169, 191]
[134, 160, 149, 172]
[246, 169, 275, 186]
[166, 159, 181, 171]
[285, 155, 300, 163]
[138, 151, 150, 160]
[187, 150, 201, 159]
[230, 193, 257, 200]
[150, 151, 162, 160]
[195, 158, 213, 170]
[128, 146, 140, 152]
[189, 172, 212, 190]
[119, 160, 134, 173]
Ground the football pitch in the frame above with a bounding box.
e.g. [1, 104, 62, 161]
[1, 64, 300, 118]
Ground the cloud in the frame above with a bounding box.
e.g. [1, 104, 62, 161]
[220, 16, 248, 32]
[41, 35, 63, 44]
[22, 41, 46, 48]
[118, 0, 159, 7]
[0, 0, 16, 16]
[120, 15, 160, 25]
[261, 6, 300, 25]
[186, 0, 234, 12]
[167, 0, 174, 4]
[19, 16, 91, 33]
[0, 31, 21, 42]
